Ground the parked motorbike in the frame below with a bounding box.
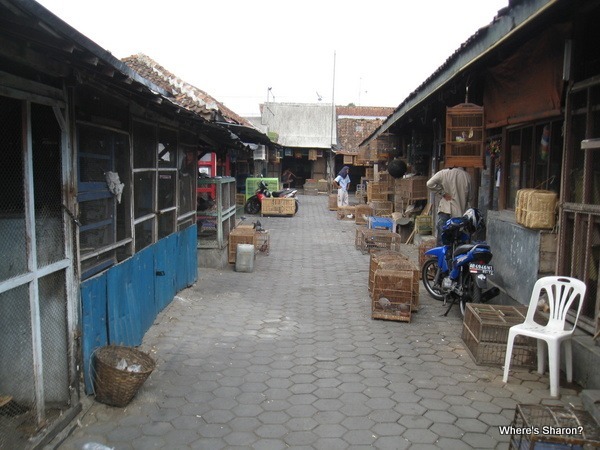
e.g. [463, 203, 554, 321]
[244, 180, 299, 215]
[421, 208, 499, 316]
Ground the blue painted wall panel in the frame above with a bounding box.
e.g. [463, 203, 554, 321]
[80, 273, 108, 393]
[107, 259, 142, 347]
[80, 226, 198, 394]
[155, 234, 177, 312]
[133, 248, 156, 334]
[176, 225, 198, 290]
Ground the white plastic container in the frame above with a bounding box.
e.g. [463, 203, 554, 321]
[235, 244, 255, 272]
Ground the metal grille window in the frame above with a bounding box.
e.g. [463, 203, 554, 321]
[77, 124, 130, 279]
[559, 78, 600, 335]
[505, 120, 562, 209]
[0, 98, 76, 449]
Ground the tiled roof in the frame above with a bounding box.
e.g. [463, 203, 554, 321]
[337, 117, 387, 154]
[336, 106, 394, 118]
[122, 53, 252, 127]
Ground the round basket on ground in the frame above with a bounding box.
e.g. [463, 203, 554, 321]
[93, 345, 155, 407]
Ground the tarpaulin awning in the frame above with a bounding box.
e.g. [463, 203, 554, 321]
[483, 24, 570, 129]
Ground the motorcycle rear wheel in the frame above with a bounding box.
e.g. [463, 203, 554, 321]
[244, 197, 261, 215]
[460, 273, 482, 316]
[421, 258, 444, 301]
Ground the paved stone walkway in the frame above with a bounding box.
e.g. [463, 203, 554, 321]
[54, 194, 582, 450]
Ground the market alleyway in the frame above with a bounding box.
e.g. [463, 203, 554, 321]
[53, 194, 581, 450]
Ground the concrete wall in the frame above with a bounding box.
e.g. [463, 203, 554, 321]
[486, 210, 541, 305]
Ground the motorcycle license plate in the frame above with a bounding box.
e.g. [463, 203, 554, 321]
[469, 263, 494, 275]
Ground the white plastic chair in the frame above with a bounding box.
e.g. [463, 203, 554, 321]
[502, 276, 587, 397]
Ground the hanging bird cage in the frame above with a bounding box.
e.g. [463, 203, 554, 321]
[445, 103, 485, 168]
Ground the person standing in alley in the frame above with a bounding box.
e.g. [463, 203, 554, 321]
[427, 166, 472, 244]
[281, 168, 296, 189]
[334, 166, 351, 207]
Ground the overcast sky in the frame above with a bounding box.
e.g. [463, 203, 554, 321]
[36, 0, 507, 117]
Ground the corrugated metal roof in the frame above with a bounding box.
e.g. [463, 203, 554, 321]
[362, 0, 555, 147]
[263, 102, 336, 149]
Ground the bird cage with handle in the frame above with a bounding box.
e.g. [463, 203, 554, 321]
[445, 103, 485, 168]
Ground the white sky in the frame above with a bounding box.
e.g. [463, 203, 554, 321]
[36, 0, 508, 117]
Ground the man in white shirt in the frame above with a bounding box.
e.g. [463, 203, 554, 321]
[427, 167, 472, 244]
[334, 166, 351, 207]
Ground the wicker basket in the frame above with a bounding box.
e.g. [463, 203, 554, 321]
[515, 189, 557, 229]
[93, 345, 155, 407]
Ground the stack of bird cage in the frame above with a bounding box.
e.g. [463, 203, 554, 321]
[366, 181, 388, 202]
[328, 194, 338, 211]
[368, 200, 393, 217]
[371, 269, 414, 322]
[354, 204, 374, 225]
[369, 250, 419, 313]
[418, 239, 437, 267]
[337, 205, 356, 220]
[508, 404, 600, 450]
[303, 179, 319, 196]
[229, 226, 258, 263]
[355, 228, 402, 254]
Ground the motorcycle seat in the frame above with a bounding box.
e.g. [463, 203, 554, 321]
[453, 244, 475, 257]
[272, 189, 295, 197]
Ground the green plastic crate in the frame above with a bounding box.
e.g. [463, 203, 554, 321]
[245, 178, 280, 200]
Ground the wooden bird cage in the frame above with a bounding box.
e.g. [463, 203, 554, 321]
[445, 103, 484, 168]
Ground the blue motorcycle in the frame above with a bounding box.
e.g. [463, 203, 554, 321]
[421, 208, 499, 316]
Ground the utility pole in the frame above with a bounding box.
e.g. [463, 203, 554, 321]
[329, 51, 336, 186]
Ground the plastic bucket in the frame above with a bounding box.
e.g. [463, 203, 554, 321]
[235, 244, 255, 272]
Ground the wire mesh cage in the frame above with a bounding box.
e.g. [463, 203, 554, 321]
[368, 251, 419, 311]
[509, 404, 600, 449]
[462, 304, 539, 367]
[368, 200, 394, 217]
[337, 206, 356, 220]
[355, 204, 373, 225]
[356, 228, 402, 254]
[371, 269, 414, 322]
[394, 176, 429, 201]
[0, 101, 77, 449]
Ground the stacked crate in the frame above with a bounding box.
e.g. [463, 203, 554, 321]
[414, 215, 433, 235]
[303, 179, 319, 196]
[228, 227, 257, 263]
[394, 176, 428, 212]
[462, 304, 538, 367]
[317, 179, 329, 193]
[261, 198, 296, 216]
[354, 204, 373, 225]
[509, 404, 600, 450]
[418, 239, 436, 267]
[369, 251, 419, 312]
[355, 228, 402, 254]
[328, 194, 338, 211]
[337, 205, 356, 220]
[371, 270, 413, 322]
[368, 200, 393, 217]
[366, 181, 388, 202]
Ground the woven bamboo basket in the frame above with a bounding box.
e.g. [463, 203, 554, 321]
[93, 345, 155, 407]
[515, 189, 557, 229]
